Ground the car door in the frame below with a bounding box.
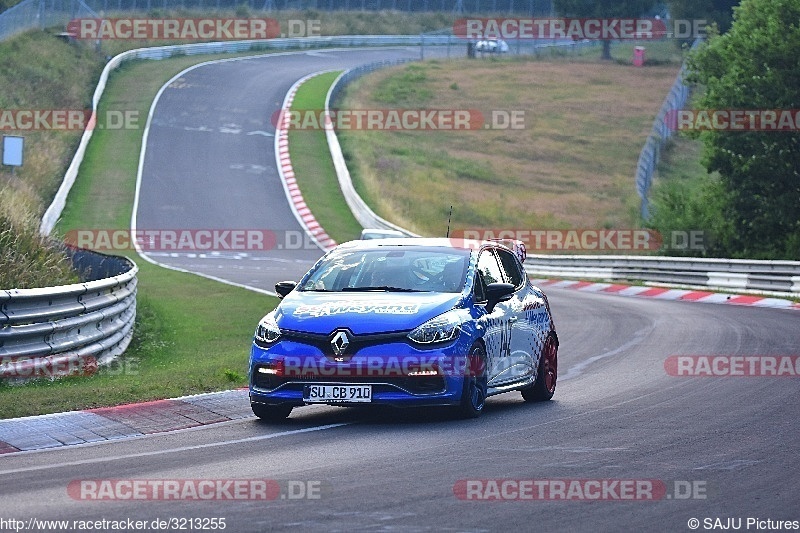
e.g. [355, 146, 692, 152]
[475, 248, 514, 386]
[495, 247, 536, 384]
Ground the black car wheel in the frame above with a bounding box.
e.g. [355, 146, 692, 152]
[251, 402, 293, 421]
[458, 343, 488, 418]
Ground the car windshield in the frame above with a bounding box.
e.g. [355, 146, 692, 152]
[300, 247, 470, 293]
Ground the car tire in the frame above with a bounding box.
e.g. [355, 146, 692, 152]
[457, 343, 488, 418]
[521, 333, 558, 402]
[251, 402, 292, 421]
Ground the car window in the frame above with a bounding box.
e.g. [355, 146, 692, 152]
[477, 249, 504, 285]
[473, 269, 487, 303]
[496, 248, 524, 289]
[300, 247, 469, 293]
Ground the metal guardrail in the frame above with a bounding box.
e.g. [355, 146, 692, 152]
[419, 34, 599, 59]
[326, 61, 421, 237]
[0, 249, 137, 380]
[523, 255, 800, 295]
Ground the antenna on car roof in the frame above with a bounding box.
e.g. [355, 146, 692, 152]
[446, 205, 453, 238]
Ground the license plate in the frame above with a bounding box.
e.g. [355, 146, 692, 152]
[303, 384, 372, 403]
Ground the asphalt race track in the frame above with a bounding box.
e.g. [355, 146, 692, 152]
[2, 47, 798, 532]
[134, 47, 439, 293]
[2, 289, 798, 531]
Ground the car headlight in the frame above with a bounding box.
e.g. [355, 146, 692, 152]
[407, 309, 468, 344]
[254, 312, 281, 345]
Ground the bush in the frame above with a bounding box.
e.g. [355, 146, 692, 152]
[0, 187, 78, 289]
[646, 173, 734, 257]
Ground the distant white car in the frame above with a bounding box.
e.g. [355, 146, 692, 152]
[360, 229, 406, 240]
[475, 39, 509, 54]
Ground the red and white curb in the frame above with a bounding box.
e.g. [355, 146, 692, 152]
[2, 280, 795, 455]
[531, 279, 800, 310]
[275, 72, 337, 251]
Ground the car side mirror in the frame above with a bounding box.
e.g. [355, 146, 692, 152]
[485, 282, 515, 313]
[275, 281, 297, 299]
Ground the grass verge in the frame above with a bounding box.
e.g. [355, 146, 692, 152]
[287, 71, 363, 244]
[0, 11, 465, 416]
[279, 41, 688, 244]
[0, 31, 691, 416]
[337, 42, 686, 236]
[0, 51, 280, 419]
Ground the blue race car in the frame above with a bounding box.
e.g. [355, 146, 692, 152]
[249, 238, 558, 420]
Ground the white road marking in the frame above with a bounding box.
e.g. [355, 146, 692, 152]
[0, 423, 350, 476]
[694, 459, 760, 471]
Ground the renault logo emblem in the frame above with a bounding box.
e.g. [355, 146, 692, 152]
[331, 330, 350, 356]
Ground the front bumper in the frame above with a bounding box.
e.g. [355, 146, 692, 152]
[248, 337, 472, 408]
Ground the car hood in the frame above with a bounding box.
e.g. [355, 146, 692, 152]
[275, 291, 463, 335]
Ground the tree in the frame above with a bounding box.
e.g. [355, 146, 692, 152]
[0, 0, 24, 13]
[553, 0, 660, 59]
[667, 0, 739, 35]
[686, 0, 800, 259]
